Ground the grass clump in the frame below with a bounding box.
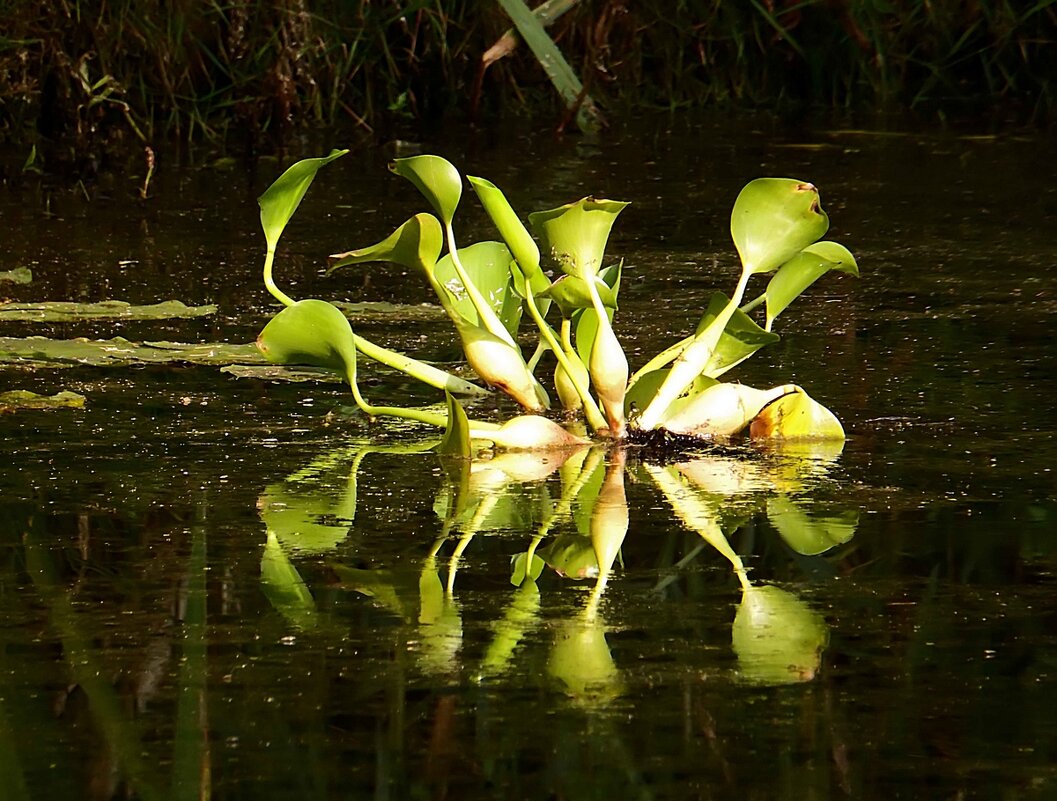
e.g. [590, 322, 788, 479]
[1, 0, 1054, 174]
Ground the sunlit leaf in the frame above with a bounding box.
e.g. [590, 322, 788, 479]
[258, 149, 348, 252]
[766, 496, 858, 555]
[695, 292, 781, 377]
[256, 299, 357, 380]
[528, 197, 629, 280]
[662, 383, 796, 438]
[390, 155, 462, 225]
[765, 241, 858, 328]
[329, 213, 445, 278]
[624, 369, 716, 420]
[748, 387, 845, 441]
[731, 178, 829, 275]
[436, 241, 521, 337]
[732, 585, 828, 685]
[467, 176, 542, 280]
[0, 299, 215, 322]
[539, 274, 617, 317]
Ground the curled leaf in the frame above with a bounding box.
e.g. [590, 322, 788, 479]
[748, 387, 845, 441]
[390, 155, 462, 225]
[661, 383, 795, 439]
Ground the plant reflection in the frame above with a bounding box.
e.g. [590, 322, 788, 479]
[266, 439, 855, 694]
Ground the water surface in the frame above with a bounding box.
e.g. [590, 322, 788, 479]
[3, 114, 1057, 800]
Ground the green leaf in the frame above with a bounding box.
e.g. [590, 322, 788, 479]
[329, 213, 445, 279]
[694, 291, 780, 377]
[435, 241, 521, 337]
[764, 241, 858, 329]
[766, 496, 858, 556]
[748, 387, 845, 441]
[624, 369, 717, 419]
[0, 389, 85, 412]
[0, 267, 32, 285]
[435, 392, 472, 458]
[731, 178, 829, 275]
[539, 274, 617, 317]
[390, 155, 463, 225]
[258, 149, 348, 252]
[0, 299, 215, 322]
[467, 176, 542, 281]
[256, 299, 357, 380]
[529, 197, 629, 280]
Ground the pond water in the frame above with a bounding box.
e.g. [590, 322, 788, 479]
[3, 113, 1057, 800]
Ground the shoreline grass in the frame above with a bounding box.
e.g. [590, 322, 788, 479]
[1, 1, 1054, 175]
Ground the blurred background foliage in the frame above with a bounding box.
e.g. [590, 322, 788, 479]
[0, 0, 1054, 174]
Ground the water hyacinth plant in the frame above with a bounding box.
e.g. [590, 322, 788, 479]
[255, 152, 857, 450]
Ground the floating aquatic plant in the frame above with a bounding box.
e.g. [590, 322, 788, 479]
[256, 153, 857, 450]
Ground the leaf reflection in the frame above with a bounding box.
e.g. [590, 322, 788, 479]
[269, 436, 854, 693]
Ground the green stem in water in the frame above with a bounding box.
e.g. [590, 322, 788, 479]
[522, 284, 608, 432]
[637, 270, 752, 431]
[352, 332, 486, 397]
[627, 290, 768, 390]
[444, 222, 518, 348]
[263, 249, 295, 307]
[344, 344, 499, 432]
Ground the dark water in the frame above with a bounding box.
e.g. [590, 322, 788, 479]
[3, 114, 1057, 800]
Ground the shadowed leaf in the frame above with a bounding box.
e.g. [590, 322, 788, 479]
[435, 392, 473, 458]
